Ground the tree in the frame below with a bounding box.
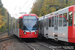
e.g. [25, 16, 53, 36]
[30, 0, 75, 17]
[0, 0, 15, 32]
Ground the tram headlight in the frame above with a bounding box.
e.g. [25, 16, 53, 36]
[24, 31, 26, 34]
[35, 32, 36, 34]
[35, 31, 37, 34]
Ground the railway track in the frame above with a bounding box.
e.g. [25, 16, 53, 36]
[18, 38, 65, 50]
[11, 36, 75, 50]
[23, 42, 51, 50]
[14, 36, 74, 50]
[36, 40, 63, 50]
[0, 31, 7, 35]
[0, 35, 14, 42]
[23, 41, 35, 50]
[20, 39, 52, 50]
[36, 39, 75, 50]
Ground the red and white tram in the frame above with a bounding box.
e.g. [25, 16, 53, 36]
[13, 14, 38, 38]
[39, 5, 75, 43]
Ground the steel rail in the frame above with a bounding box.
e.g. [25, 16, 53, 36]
[20, 39, 35, 50]
[36, 41, 54, 50]
[0, 36, 14, 42]
[23, 42, 35, 50]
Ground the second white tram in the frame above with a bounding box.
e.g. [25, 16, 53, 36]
[39, 5, 75, 43]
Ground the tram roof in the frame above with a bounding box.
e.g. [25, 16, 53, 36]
[38, 5, 75, 20]
[19, 14, 38, 19]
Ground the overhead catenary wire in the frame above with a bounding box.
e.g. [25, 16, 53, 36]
[16, 0, 29, 13]
[13, 0, 29, 17]
[24, 0, 35, 11]
[16, 0, 35, 14]
[19, 0, 28, 10]
[13, 0, 35, 18]
[14, 0, 28, 11]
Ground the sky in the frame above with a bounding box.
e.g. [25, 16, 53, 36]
[2, 0, 36, 19]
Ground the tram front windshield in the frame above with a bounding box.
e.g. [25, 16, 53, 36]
[23, 16, 38, 30]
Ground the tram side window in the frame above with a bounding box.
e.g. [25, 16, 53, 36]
[55, 16, 56, 26]
[57, 16, 58, 26]
[55, 16, 58, 26]
[44, 21, 46, 27]
[39, 22, 40, 28]
[74, 12, 75, 26]
[41, 22, 43, 28]
[52, 17, 54, 27]
[40, 22, 42, 29]
[63, 13, 67, 26]
[13, 23, 15, 29]
[68, 12, 73, 26]
[19, 19, 23, 29]
[16, 21, 18, 29]
[59, 14, 62, 26]
[16, 20, 19, 29]
[49, 19, 51, 27]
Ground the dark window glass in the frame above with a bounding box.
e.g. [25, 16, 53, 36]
[19, 19, 23, 29]
[49, 19, 51, 27]
[44, 21, 46, 27]
[40, 21, 42, 29]
[39, 21, 40, 28]
[41, 21, 43, 28]
[55, 16, 56, 26]
[52, 17, 54, 27]
[55, 16, 58, 26]
[13, 23, 15, 29]
[23, 16, 38, 30]
[57, 16, 58, 26]
[59, 14, 62, 27]
[63, 13, 67, 26]
[68, 12, 73, 26]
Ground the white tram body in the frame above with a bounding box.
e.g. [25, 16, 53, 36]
[39, 5, 75, 43]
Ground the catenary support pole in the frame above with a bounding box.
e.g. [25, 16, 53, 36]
[7, 12, 9, 36]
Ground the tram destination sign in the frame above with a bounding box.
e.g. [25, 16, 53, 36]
[23, 16, 36, 19]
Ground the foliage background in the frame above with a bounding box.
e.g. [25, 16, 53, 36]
[30, 0, 75, 17]
[0, 0, 75, 32]
[0, 0, 16, 32]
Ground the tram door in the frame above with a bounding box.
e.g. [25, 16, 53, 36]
[45, 18, 49, 38]
[54, 15, 58, 30]
[54, 15, 58, 39]
[41, 20, 44, 37]
[39, 20, 43, 36]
